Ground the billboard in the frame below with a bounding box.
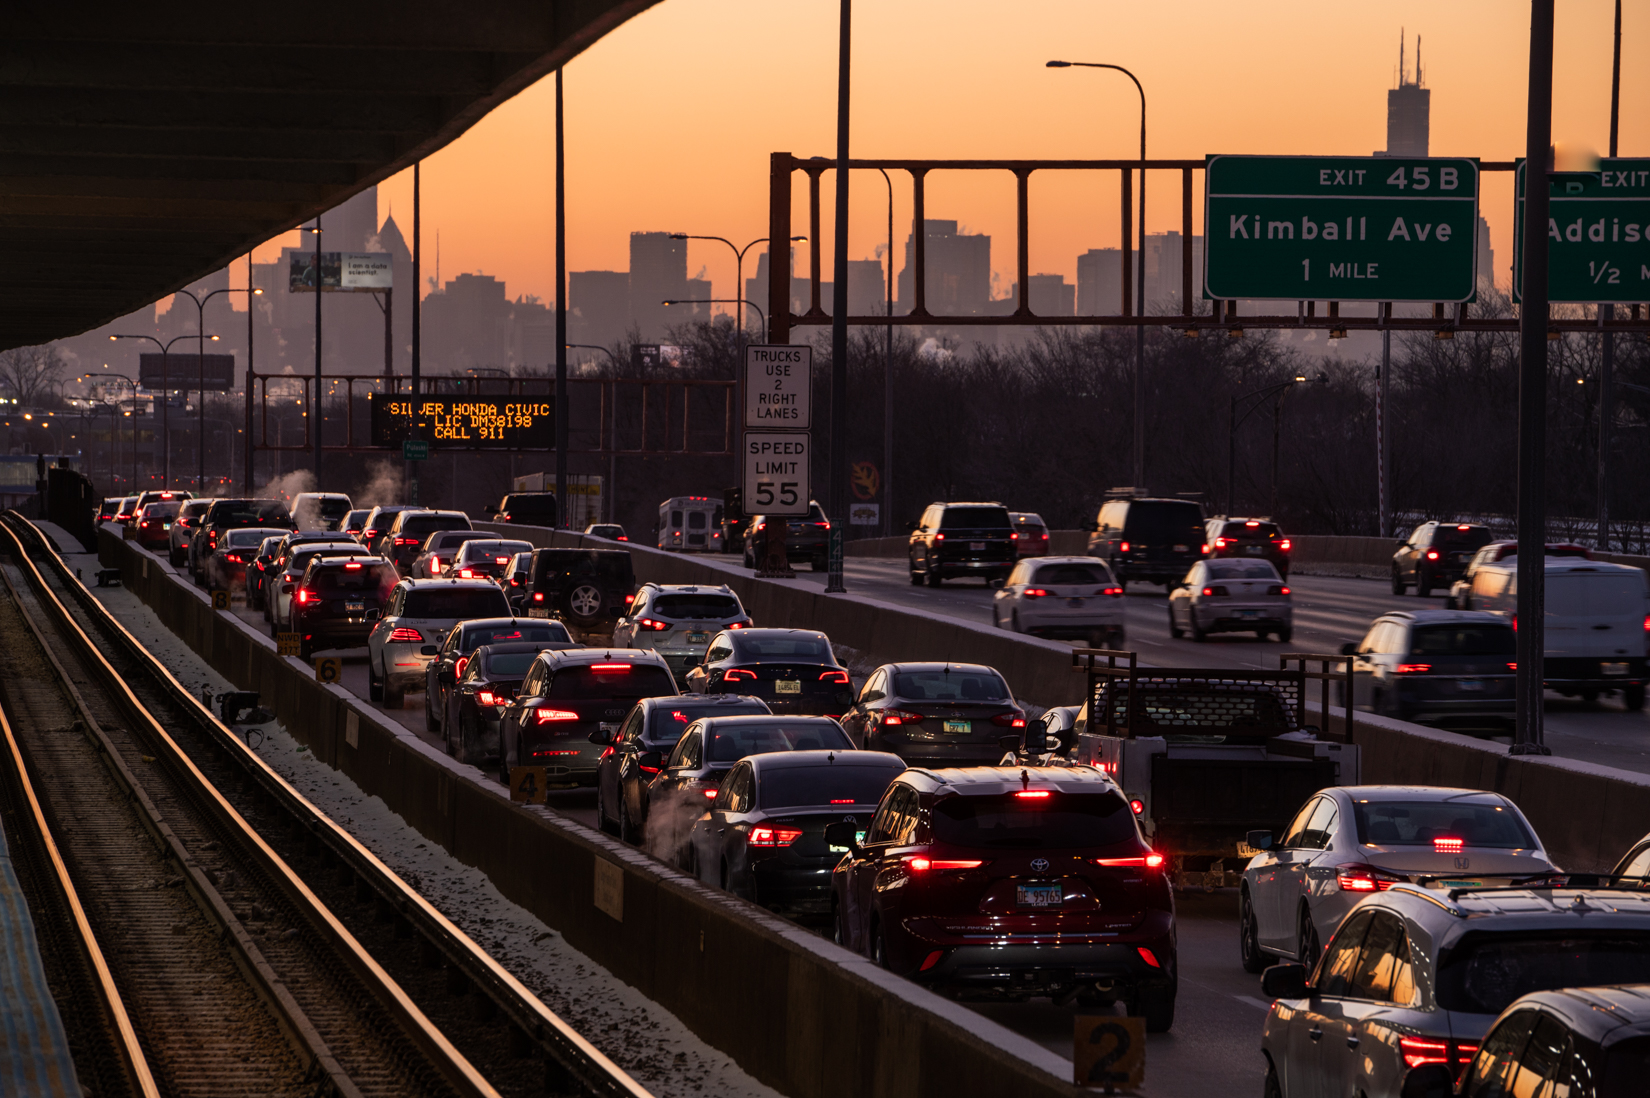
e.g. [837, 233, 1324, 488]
[370, 395, 554, 450]
[288, 251, 393, 292]
[138, 353, 235, 391]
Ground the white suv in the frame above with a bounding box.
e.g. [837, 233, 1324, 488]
[366, 579, 511, 709]
[612, 583, 751, 680]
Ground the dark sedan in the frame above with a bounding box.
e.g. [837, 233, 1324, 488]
[443, 641, 572, 765]
[686, 750, 906, 916]
[246, 536, 285, 611]
[646, 715, 854, 866]
[593, 693, 772, 842]
[681, 628, 852, 715]
[838, 662, 1026, 768]
[452, 539, 535, 583]
[741, 503, 830, 571]
[424, 616, 574, 735]
[134, 501, 180, 551]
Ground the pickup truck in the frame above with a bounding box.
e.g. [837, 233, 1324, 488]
[1027, 650, 1360, 888]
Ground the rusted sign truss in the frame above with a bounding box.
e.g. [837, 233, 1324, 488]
[246, 372, 735, 455]
[767, 153, 1649, 341]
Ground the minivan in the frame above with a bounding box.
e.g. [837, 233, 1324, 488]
[1088, 495, 1207, 589]
[1468, 557, 1649, 709]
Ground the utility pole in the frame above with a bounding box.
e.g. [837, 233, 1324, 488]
[1379, 311, 1391, 537]
[1597, 0, 1622, 550]
[555, 67, 569, 528]
[312, 215, 323, 488]
[410, 163, 421, 506]
[826, 0, 851, 593]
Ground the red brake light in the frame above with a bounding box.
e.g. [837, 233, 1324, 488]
[589, 663, 631, 673]
[1426, 549, 1440, 560]
[1507, 662, 1517, 671]
[1336, 864, 1401, 892]
[460, 569, 473, 578]
[1200, 542, 1210, 554]
[1396, 663, 1432, 674]
[225, 553, 243, 563]
[723, 668, 756, 681]
[344, 562, 362, 570]
[388, 627, 424, 643]
[454, 656, 469, 679]
[1104, 586, 1123, 597]
[934, 532, 944, 541]
[635, 618, 670, 631]
[991, 711, 1027, 727]
[1434, 837, 1464, 853]
[533, 708, 580, 723]
[430, 559, 443, 574]
[906, 857, 984, 872]
[1457, 524, 1471, 531]
[1137, 947, 1162, 969]
[617, 536, 628, 541]
[728, 620, 749, 629]
[702, 788, 719, 799]
[1040, 532, 1048, 540]
[919, 950, 944, 972]
[533, 593, 544, 602]
[1010, 532, 1018, 541]
[879, 709, 923, 726]
[829, 799, 855, 804]
[747, 825, 804, 847]
[1120, 541, 1130, 553]
[496, 556, 510, 565]
[477, 690, 498, 706]
[819, 669, 849, 684]
[1280, 586, 1290, 595]
[1279, 539, 1291, 551]
[1400, 1037, 1450, 1070]
[1129, 799, 1144, 815]
[1093, 853, 1166, 868]
[1014, 790, 1051, 799]
[296, 589, 313, 604]
[1023, 588, 1050, 598]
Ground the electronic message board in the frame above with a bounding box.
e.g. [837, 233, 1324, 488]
[369, 396, 553, 450]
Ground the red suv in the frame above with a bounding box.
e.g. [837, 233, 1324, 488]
[827, 766, 1177, 1030]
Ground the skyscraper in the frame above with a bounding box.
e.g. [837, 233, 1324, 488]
[1377, 32, 1430, 157]
[628, 232, 686, 341]
[896, 220, 990, 316]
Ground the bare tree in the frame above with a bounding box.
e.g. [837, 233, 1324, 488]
[0, 344, 66, 407]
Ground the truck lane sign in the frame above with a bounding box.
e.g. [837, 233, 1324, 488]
[742, 431, 810, 517]
[745, 345, 812, 428]
[1204, 155, 1480, 302]
[1514, 159, 1650, 303]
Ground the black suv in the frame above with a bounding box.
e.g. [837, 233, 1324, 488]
[1088, 495, 1206, 590]
[289, 556, 397, 659]
[486, 492, 558, 527]
[374, 509, 472, 574]
[497, 648, 677, 787]
[519, 547, 635, 628]
[907, 502, 1016, 587]
[191, 497, 294, 582]
[1392, 521, 1494, 596]
[1204, 516, 1290, 579]
[741, 501, 830, 572]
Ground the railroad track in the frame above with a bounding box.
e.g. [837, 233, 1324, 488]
[0, 513, 652, 1098]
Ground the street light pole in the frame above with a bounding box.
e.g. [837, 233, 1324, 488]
[85, 371, 139, 491]
[555, 67, 568, 527]
[877, 167, 893, 538]
[174, 285, 260, 495]
[308, 218, 324, 489]
[1226, 375, 1324, 516]
[826, 0, 852, 594]
[110, 332, 207, 490]
[668, 234, 807, 336]
[661, 299, 769, 343]
[1597, 0, 1623, 551]
[1048, 59, 1147, 489]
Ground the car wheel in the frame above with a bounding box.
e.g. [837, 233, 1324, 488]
[1010, 610, 1023, 634]
[1415, 566, 1432, 597]
[1277, 626, 1293, 644]
[425, 692, 440, 734]
[909, 559, 922, 585]
[567, 583, 604, 623]
[618, 795, 638, 845]
[1626, 683, 1647, 712]
[1391, 566, 1406, 596]
[1298, 909, 1322, 974]
[384, 682, 404, 710]
[870, 921, 888, 968]
[596, 782, 617, 835]
[1239, 889, 1268, 973]
[925, 567, 942, 588]
[1190, 612, 1208, 643]
[1167, 603, 1183, 639]
[368, 660, 384, 702]
[1263, 1061, 1282, 1098]
[1131, 984, 1176, 1033]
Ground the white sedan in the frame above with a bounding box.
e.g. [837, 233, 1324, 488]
[1167, 558, 1292, 642]
[991, 556, 1124, 648]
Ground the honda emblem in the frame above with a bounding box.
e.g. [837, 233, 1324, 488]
[1454, 856, 1471, 871]
[1031, 857, 1050, 873]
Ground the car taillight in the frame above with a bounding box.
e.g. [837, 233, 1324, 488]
[430, 559, 443, 574]
[364, 529, 378, 541]
[722, 668, 756, 681]
[1040, 532, 1048, 540]
[990, 711, 1026, 728]
[1202, 585, 1229, 596]
[1120, 541, 1130, 553]
[748, 825, 804, 847]
[1426, 549, 1440, 560]
[388, 627, 424, 643]
[1093, 853, 1166, 868]
[225, 553, 243, 563]
[1023, 588, 1050, 598]
[906, 857, 984, 872]
[635, 618, 670, 631]
[1279, 539, 1291, 551]
[140, 521, 149, 528]
[589, 663, 631, 673]
[1103, 586, 1123, 597]
[1396, 663, 1432, 674]
[1268, 584, 1289, 596]
[208, 531, 218, 546]
[702, 788, 719, 799]
[296, 589, 314, 604]
[395, 537, 417, 546]
[728, 620, 749, 629]
[476, 690, 498, 707]
[533, 593, 544, 602]
[1336, 864, 1402, 892]
[1433, 837, 1464, 853]
[1129, 799, 1144, 815]
[454, 657, 469, 679]
[1214, 537, 1228, 549]
[617, 536, 628, 541]
[1010, 532, 1019, 541]
[533, 708, 580, 723]
[495, 557, 510, 565]
[459, 569, 473, 577]
[933, 532, 944, 541]
[879, 709, 924, 726]
[819, 669, 850, 684]
[1399, 1036, 1450, 1070]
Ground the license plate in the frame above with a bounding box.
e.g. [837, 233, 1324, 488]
[943, 719, 971, 735]
[346, 601, 364, 612]
[688, 632, 708, 644]
[1457, 678, 1485, 691]
[1436, 879, 1484, 890]
[969, 541, 985, 551]
[1172, 544, 1188, 553]
[776, 680, 801, 694]
[1066, 597, 1084, 608]
[1604, 662, 1630, 676]
[1244, 545, 1263, 554]
[829, 830, 867, 853]
[162, 523, 171, 529]
[527, 607, 549, 619]
[1016, 884, 1062, 908]
[1237, 609, 1260, 619]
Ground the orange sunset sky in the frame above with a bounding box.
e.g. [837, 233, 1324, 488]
[240, 0, 1644, 318]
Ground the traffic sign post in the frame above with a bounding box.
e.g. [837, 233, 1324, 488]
[402, 438, 429, 461]
[742, 432, 810, 517]
[1204, 155, 1481, 302]
[745, 345, 812, 427]
[1514, 159, 1650, 302]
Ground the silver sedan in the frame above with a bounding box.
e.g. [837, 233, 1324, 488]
[1167, 558, 1292, 642]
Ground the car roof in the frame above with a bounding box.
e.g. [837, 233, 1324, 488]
[398, 509, 468, 520]
[456, 615, 563, 633]
[398, 577, 501, 589]
[1375, 609, 1509, 626]
[898, 765, 1117, 795]
[729, 627, 827, 640]
[695, 714, 844, 730]
[934, 500, 1005, 508]
[1477, 557, 1643, 575]
[1369, 886, 1650, 945]
[1026, 555, 1110, 566]
[1009, 512, 1045, 522]
[642, 692, 766, 709]
[745, 749, 900, 772]
[639, 582, 735, 593]
[536, 647, 670, 667]
[473, 640, 579, 658]
[882, 661, 1003, 677]
[305, 555, 390, 570]
[1502, 985, 1650, 1045]
[1334, 785, 1519, 805]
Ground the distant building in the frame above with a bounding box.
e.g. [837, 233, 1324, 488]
[1376, 32, 1429, 157]
[1078, 249, 1124, 316]
[817, 260, 888, 316]
[421, 273, 511, 371]
[897, 220, 991, 316]
[629, 232, 686, 341]
[1008, 274, 1074, 317]
[1143, 232, 1205, 313]
[570, 270, 630, 349]
[1476, 215, 1496, 292]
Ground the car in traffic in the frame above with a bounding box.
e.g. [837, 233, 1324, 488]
[246, 535, 286, 611]
[267, 541, 371, 630]
[1088, 494, 1207, 590]
[839, 662, 1025, 768]
[829, 766, 1177, 1029]
[990, 556, 1124, 647]
[613, 583, 751, 680]
[287, 557, 399, 660]
[1257, 885, 1650, 1098]
[337, 508, 370, 541]
[502, 551, 533, 607]
[359, 504, 417, 549]
[1238, 786, 1558, 975]
[97, 496, 122, 523]
[1463, 556, 1649, 710]
[1445, 540, 1593, 609]
[1442, 985, 1650, 1098]
[740, 503, 830, 571]
[645, 714, 855, 862]
[408, 529, 494, 577]
[291, 491, 354, 532]
[442, 639, 580, 765]
[907, 501, 1017, 587]
[424, 616, 573, 734]
[583, 523, 629, 542]
[133, 488, 193, 512]
[681, 627, 852, 715]
[687, 750, 907, 916]
[486, 492, 558, 527]
[517, 547, 635, 629]
[496, 648, 678, 786]
[593, 693, 772, 842]
[374, 509, 473, 574]
[133, 501, 181, 551]
[168, 499, 212, 565]
[658, 495, 724, 553]
[1009, 511, 1050, 558]
[1166, 557, 1293, 642]
[1338, 610, 1518, 727]
[451, 539, 534, 583]
[1204, 516, 1291, 579]
[190, 498, 294, 584]
[114, 494, 141, 524]
[1392, 521, 1495, 596]
[366, 579, 511, 709]
[204, 526, 289, 593]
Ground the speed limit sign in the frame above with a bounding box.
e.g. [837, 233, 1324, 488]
[742, 431, 810, 517]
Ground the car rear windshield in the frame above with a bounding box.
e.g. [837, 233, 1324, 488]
[1435, 933, 1650, 1014]
[1032, 563, 1112, 586]
[733, 635, 833, 661]
[759, 764, 905, 809]
[1206, 560, 1281, 580]
[429, 531, 488, 551]
[1435, 526, 1494, 550]
[646, 702, 768, 743]
[209, 500, 292, 526]
[292, 548, 365, 571]
[505, 494, 558, 516]
[484, 652, 543, 677]
[402, 588, 509, 619]
[547, 664, 676, 700]
[1122, 500, 1204, 539]
[939, 506, 1011, 530]
[225, 528, 274, 547]
[313, 498, 351, 519]
[402, 515, 471, 539]
[313, 564, 397, 596]
[1547, 573, 1647, 616]
[534, 550, 631, 584]
[653, 594, 742, 619]
[1351, 800, 1535, 847]
[181, 501, 210, 518]
[893, 670, 1010, 701]
[1220, 522, 1281, 539]
[143, 503, 181, 519]
[459, 623, 569, 648]
[1409, 625, 1515, 656]
[931, 791, 1139, 849]
[458, 541, 532, 563]
[706, 722, 853, 762]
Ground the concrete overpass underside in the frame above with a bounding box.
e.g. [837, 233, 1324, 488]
[1, 2, 658, 351]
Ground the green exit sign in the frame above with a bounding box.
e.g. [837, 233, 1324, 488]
[1204, 155, 1480, 302]
[1514, 159, 1650, 303]
[402, 439, 430, 461]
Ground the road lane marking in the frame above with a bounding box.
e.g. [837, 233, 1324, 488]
[1236, 995, 1273, 1010]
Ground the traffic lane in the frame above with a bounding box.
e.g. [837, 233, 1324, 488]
[968, 891, 1266, 1096]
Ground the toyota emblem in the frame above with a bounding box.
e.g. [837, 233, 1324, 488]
[1031, 857, 1050, 873]
[1454, 856, 1471, 871]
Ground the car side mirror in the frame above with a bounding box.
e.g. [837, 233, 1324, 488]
[637, 751, 663, 771]
[588, 728, 615, 746]
[419, 645, 438, 657]
[1339, 642, 1358, 656]
[1246, 830, 1274, 851]
[823, 822, 861, 855]
[1399, 1064, 1453, 1098]
[1260, 962, 1309, 1000]
[365, 609, 380, 621]
[1022, 721, 1051, 755]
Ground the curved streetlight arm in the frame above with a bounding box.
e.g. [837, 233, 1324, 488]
[670, 234, 806, 334]
[662, 299, 767, 343]
[1046, 61, 1145, 159]
[565, 343, 621, 368]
